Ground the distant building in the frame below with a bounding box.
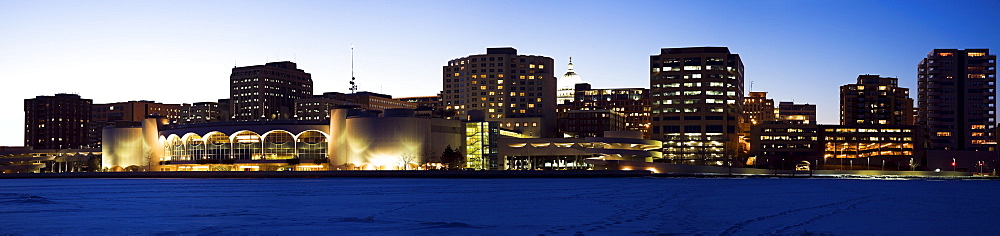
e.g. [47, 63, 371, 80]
[90, 100, 182, 147]
[442, 47, 556, 137]
[294, 92, 416, 121]
[650, 47, 745, 165]
[840, 74, 914, 125]
[749, 120, 818, 169]
[557, 57, 584, 105]
[24, 94, 92, 150]
[778, 102, 817, 124]
[560, 83, 650, 138]
[557, 109, 626, 138]
[230, 61, 313, 121]
[395, 95, 441, 109]
[178, 99, 230, 125]
[917, 49, 997, 151]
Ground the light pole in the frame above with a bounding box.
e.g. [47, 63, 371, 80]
[953, 158, 957, 172]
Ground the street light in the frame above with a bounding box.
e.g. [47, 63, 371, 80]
[952, 158, 957, 172]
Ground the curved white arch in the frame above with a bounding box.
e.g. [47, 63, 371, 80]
[295, 129, 331, 140]
[261, 130, 294, 140]
[229, 130, 260, 143]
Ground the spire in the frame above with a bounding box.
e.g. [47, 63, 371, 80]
[567, 57, 574, 72]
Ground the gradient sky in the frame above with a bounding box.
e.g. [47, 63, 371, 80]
[1, 0, 998, 146]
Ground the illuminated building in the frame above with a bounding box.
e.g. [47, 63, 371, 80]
[650, 47, 745, 165]
[750, 121, 818, 169]
[465, 120, 499, 170]
[178, 99, 230, 125]
[818, 125, 922, 170]
[24, 94, 92, 150]
[1, 147, 101, 173]
[295, 92, 416, 121]
[102, 108, 466, 172]
[557, 57, 584, 105]
[778, 102, 816, 124]
[230, 61, 313, 121]
[918, 49, 997, 151]
[557, 109, 626, 138]
[500, 131, 661, 170]
[90, 100, 182, 147]
[743, 92, 777, 127]
[564, 83, 650, 138]
[840, 74, 914, 125]
[750, 123, 922, 170]
[442, 47, 557, 137]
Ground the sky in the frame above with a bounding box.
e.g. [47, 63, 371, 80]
[1, 0, 998, 146]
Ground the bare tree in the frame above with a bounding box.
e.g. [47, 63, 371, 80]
[398, 153, 417, 170]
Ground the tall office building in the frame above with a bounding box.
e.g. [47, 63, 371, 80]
[650, 47, 745, 165]
[778, 102, 817, 124]
[557, 57, 584, 105]
[442, 47, 556, 137]
[230, 61, 313, 121]
[918, 49, 997, 151]
[840, 75, 914, 125]
[24, 94, 92, 149]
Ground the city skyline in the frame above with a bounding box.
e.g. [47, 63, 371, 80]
[2, 0, 999, 146]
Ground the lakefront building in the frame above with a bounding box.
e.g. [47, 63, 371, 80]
[442, 47, 557, 138]
[230, 61, 313, 121]
[918, 49, 997, 151]
[650, 47, 745, 165]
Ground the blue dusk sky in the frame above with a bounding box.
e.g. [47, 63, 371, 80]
[1, 0, 998, 146]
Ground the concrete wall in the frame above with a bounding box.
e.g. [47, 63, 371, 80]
[102, 127, 145, 171]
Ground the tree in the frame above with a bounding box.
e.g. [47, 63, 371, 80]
[398, 152, 417, 170]
[440, 145, 465, 170]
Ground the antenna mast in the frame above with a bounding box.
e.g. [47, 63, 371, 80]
[349, 45, 358, 94]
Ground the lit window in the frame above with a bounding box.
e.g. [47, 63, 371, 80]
[936, 132, 951, 137]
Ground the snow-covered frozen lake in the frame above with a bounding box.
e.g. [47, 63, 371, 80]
[1, 177, 997, 235]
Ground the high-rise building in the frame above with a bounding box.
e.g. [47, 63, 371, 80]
[918, 49, 997, 151]
[561, 83, 650, 138]
[778, 102, 817, 124]
[650, 47, 745, 165]
[442, 47, 556, 137]
[230, 61, 313, 121]
[557, 57, 584, 105]
[840, 74, 914, 125]
[24, 94, 92, 149]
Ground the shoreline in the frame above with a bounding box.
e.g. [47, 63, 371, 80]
[1, 170, 997, 179]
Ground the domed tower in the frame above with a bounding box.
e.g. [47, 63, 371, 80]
[557, 57, 584, 105]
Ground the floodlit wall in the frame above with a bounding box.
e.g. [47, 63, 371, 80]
[102, 127, 145, 171]
[338, 117, 463, 170]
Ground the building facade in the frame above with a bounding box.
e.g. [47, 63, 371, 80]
[650, 47, 745, 165]
[840, 74, 914, 126]
[568, 83, 651, 138]
[743, 92, 777, 127]
[178, 99, 230, 125]
[557, 109, 626, 138]
[778, 102, 817, 124]
[24, 94, 93, 150]
[918, 49, 997, 151]
[91, 101, 183, 147]
[295, 92, 416, 121]
[442, 47, 557, 137]
[230, 61, 313, 121]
